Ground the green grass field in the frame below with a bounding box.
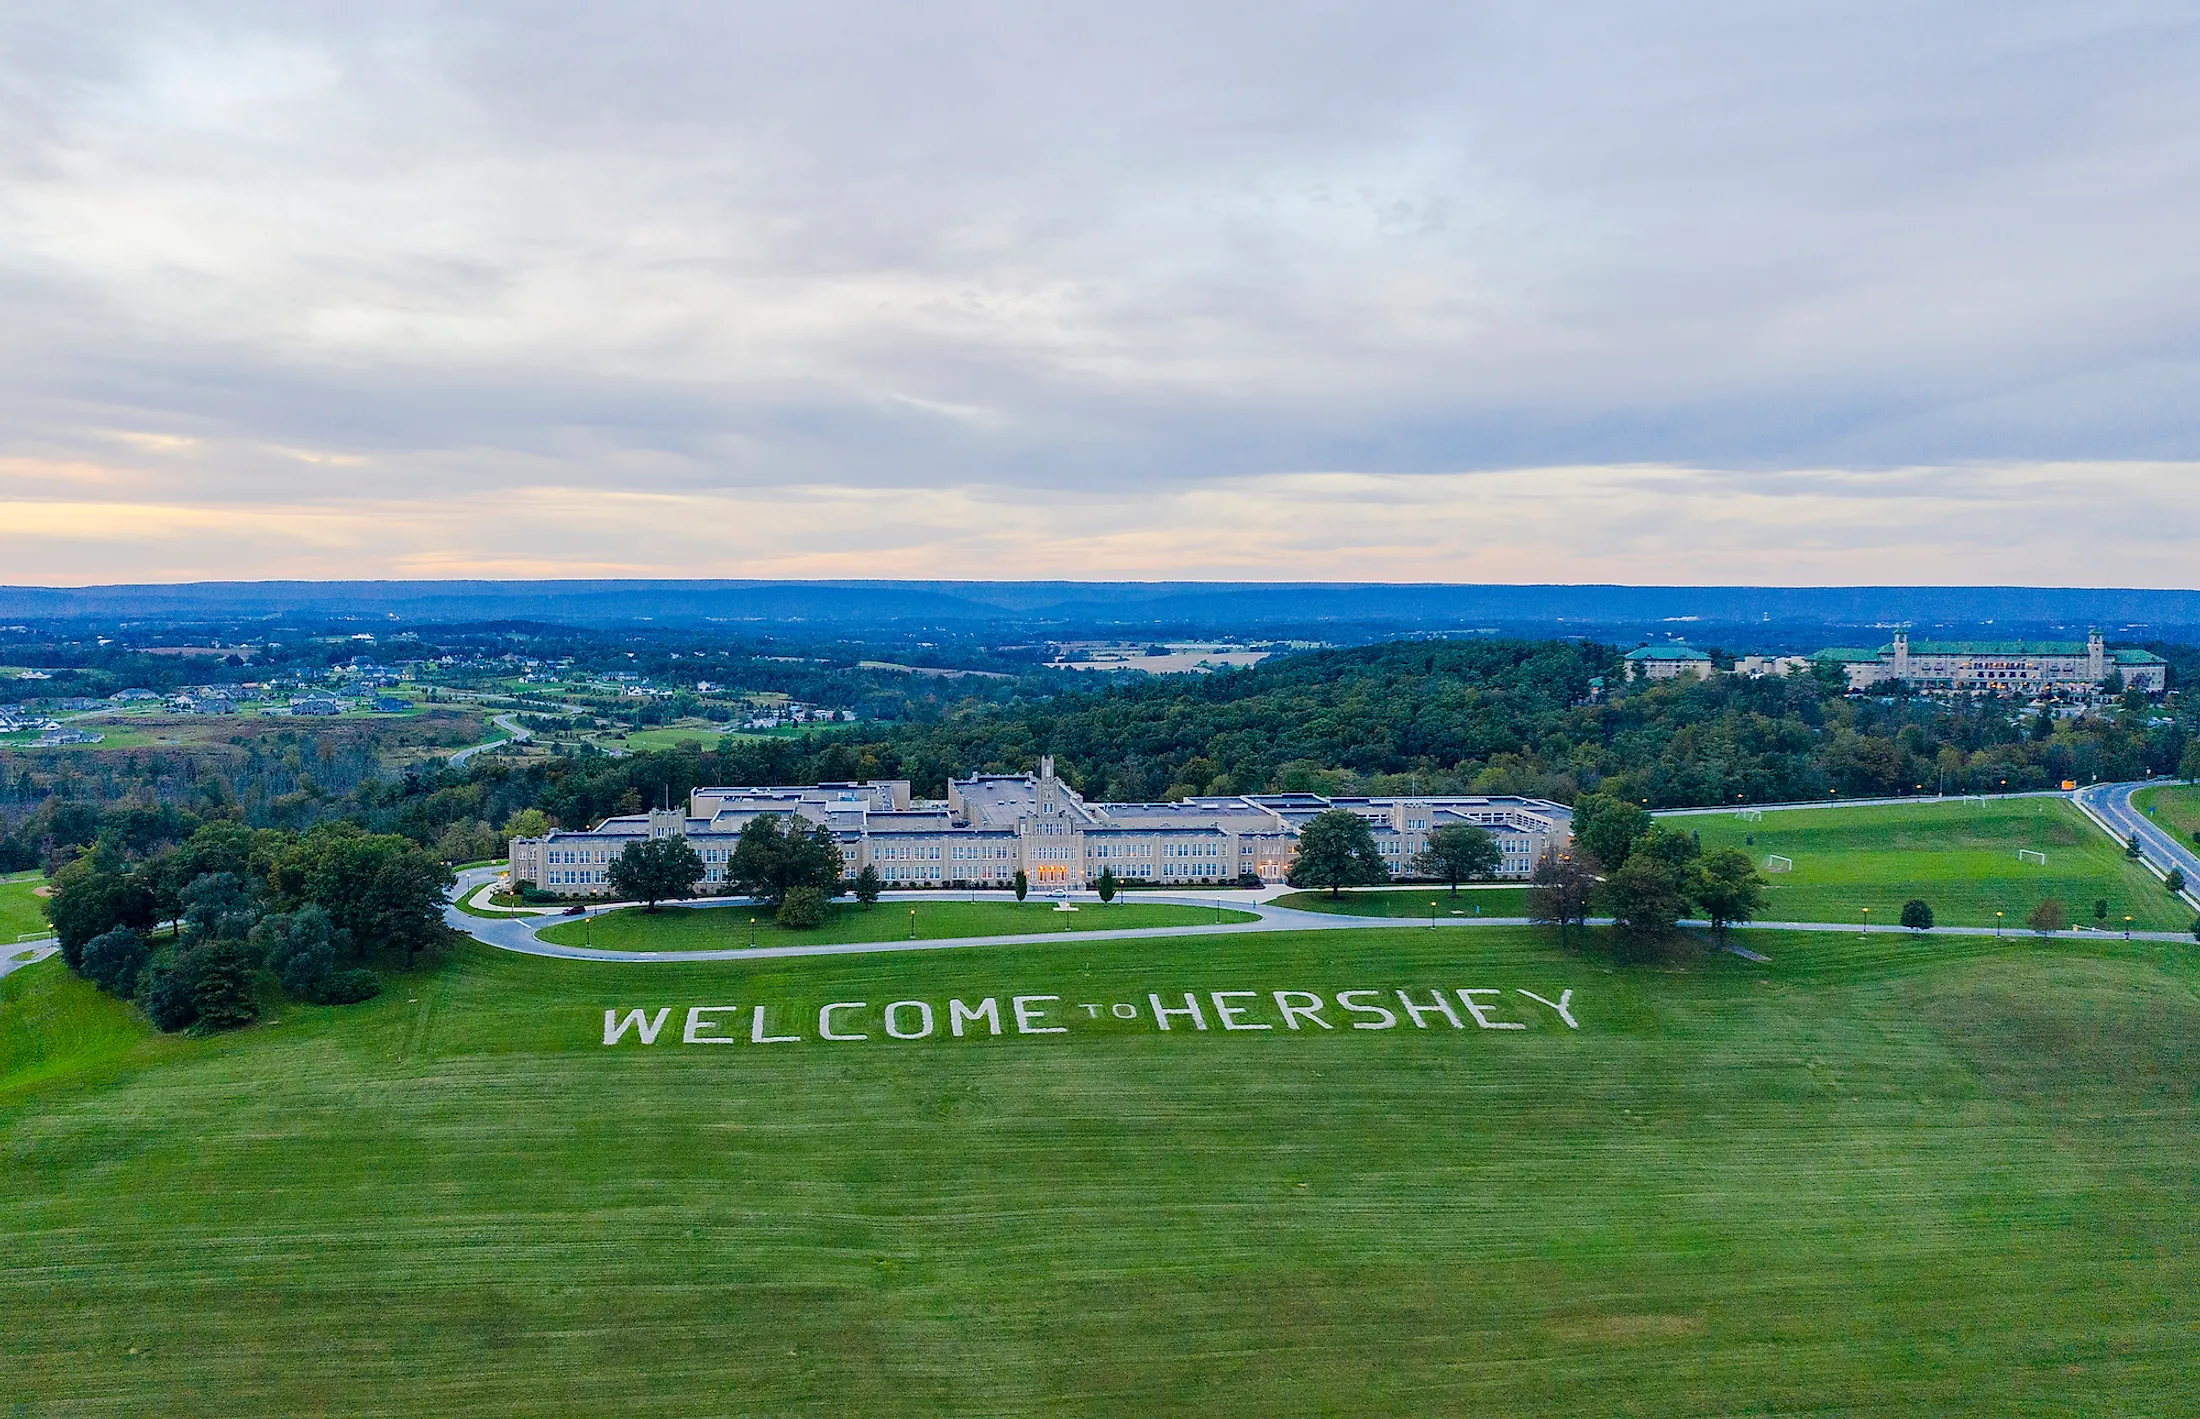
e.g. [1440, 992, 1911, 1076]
[538, 899, 1257, 951]
[1685, 797, 2189, 930]
[2134, 782, 2200, 848]
[1272, 886, 1531, 918]
[6, 917, 2200, 1414]
[2, 870, 52, 943]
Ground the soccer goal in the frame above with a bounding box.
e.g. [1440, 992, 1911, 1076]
[2017, 849, 2047, 866]
[1736, 808, 1764, 823]
[1764, 855, 1794, 873]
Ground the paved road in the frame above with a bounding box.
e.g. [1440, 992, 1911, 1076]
[1657, 788, 2071, 818]
[448, 712, 531, 767]
[2075, 780, 2200, 912]
[1, 942, 59, 982]
[445, 878, 2199, 966]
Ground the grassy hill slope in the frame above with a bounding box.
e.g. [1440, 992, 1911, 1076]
[1685, 797, 2189, 930]
[5, 924, 2199, 1414]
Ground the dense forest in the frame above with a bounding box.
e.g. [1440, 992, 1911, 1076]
[6, 637, 2190, 875]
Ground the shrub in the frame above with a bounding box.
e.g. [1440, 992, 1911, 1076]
[1095, 867, 1118, 904]
[80, 927, 150, 997]
[319, 968, 383, 1005]
[1899, 899, 1934, 932]
[2166, 869, 2186, 895]
[2027, 898, 2068, 936]
[776, 884, 828, 930]
[143, 951, 206, 1033]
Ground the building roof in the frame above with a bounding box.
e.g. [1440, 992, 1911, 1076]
[2113, 648, 2167, 664]
[1624, 645, 1711, 661]
[1903, 640, 2090, 656]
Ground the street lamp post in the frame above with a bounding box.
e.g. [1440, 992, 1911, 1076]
[1861, 906, 1870, 937]
[910, 907, 917, 940]
[2125, 915, 2133, 941]
[1430, 899, 1438, 928]
[1996, 911, 2003, 937]
[749, 916, 756, 948]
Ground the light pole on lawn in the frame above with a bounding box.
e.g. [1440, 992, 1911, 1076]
[2125, 914, 2133, 941]
[1861, 906, 1870, 937]
[749, 916, 756, 948]
[909, 906, 917, 940]
[1431, 899, 1438, 928]
[1996, 911, 2003, 937]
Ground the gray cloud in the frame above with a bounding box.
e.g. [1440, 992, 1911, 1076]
[1, 1, 2197, 570]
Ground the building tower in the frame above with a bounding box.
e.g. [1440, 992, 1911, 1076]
[1038, 755, 1059, 813]
[2087, 628, 2106, 683]
[1891, 630, 1910, 682]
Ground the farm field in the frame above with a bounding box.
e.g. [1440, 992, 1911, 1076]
[6, 921, 2200, 1414]
[1685, 797, 2190, 931]
[2133, 782, 2200, 848]
[614, 722, 809, 751]
[1273, 886, 1531, 918]
[2, 870, 51, 943]
[537, 898, 1257, 951]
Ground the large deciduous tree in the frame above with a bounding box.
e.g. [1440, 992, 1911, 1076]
[1571, 795, 1652, 874]
[1528, 850, 1597, 951]
[275, 824, 455, 968]
[724, 813, 843, 907]
[1689, 848, 1767, 944]
[1287, 808, 1390, 897]
[1604, 852, 1690, 957]
[1411, 823, 1499, 895]
[609, 836, 706, 912]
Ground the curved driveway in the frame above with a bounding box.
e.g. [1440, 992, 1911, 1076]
[2075, 780, 2200, 911]
[444, 868, 2200, 967]
[448, 712, 532, 767]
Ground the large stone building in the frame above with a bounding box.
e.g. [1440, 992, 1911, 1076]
[509, 757, 1573, 898]
[1623, 645, 1714, 680]
[1813, 631, 2166, 695]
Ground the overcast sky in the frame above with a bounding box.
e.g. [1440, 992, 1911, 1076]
[3, 2, 2197, 585]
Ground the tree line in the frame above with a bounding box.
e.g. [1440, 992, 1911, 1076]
[46, 820, 454, 1034]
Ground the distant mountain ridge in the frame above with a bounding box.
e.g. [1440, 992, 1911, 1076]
[2, 580, 2197, 629]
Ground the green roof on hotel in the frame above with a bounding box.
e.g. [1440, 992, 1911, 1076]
[1904, 640, 2087, 655]
[1810, 647, 1884, 663]
[1624, 645, 1711, 660]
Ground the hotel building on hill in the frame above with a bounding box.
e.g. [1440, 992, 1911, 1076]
[509, 756, 1573, 898]
[1812, 630, 2166, 695]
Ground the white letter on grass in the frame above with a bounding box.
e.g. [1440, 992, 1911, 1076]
[1149, 992, 1208, 1030]
[604, 1007, 670, 1046]
[1013, 995, 1066, 1034]
[1396, 989, 1463, 1029]
[820, 1002, 869, 1041]
[683, 1006, 737, 1044]
[1273, 990, 1332, 1030]
[1211, 991, 1270, 1030]
[751, 1005, 800, 1044]
[1516, 988, 1578, 1029]
[1335, 991, 1396, 1030]
[949, 998, 1001, 1037]
[885, 1000, 935, 1040]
